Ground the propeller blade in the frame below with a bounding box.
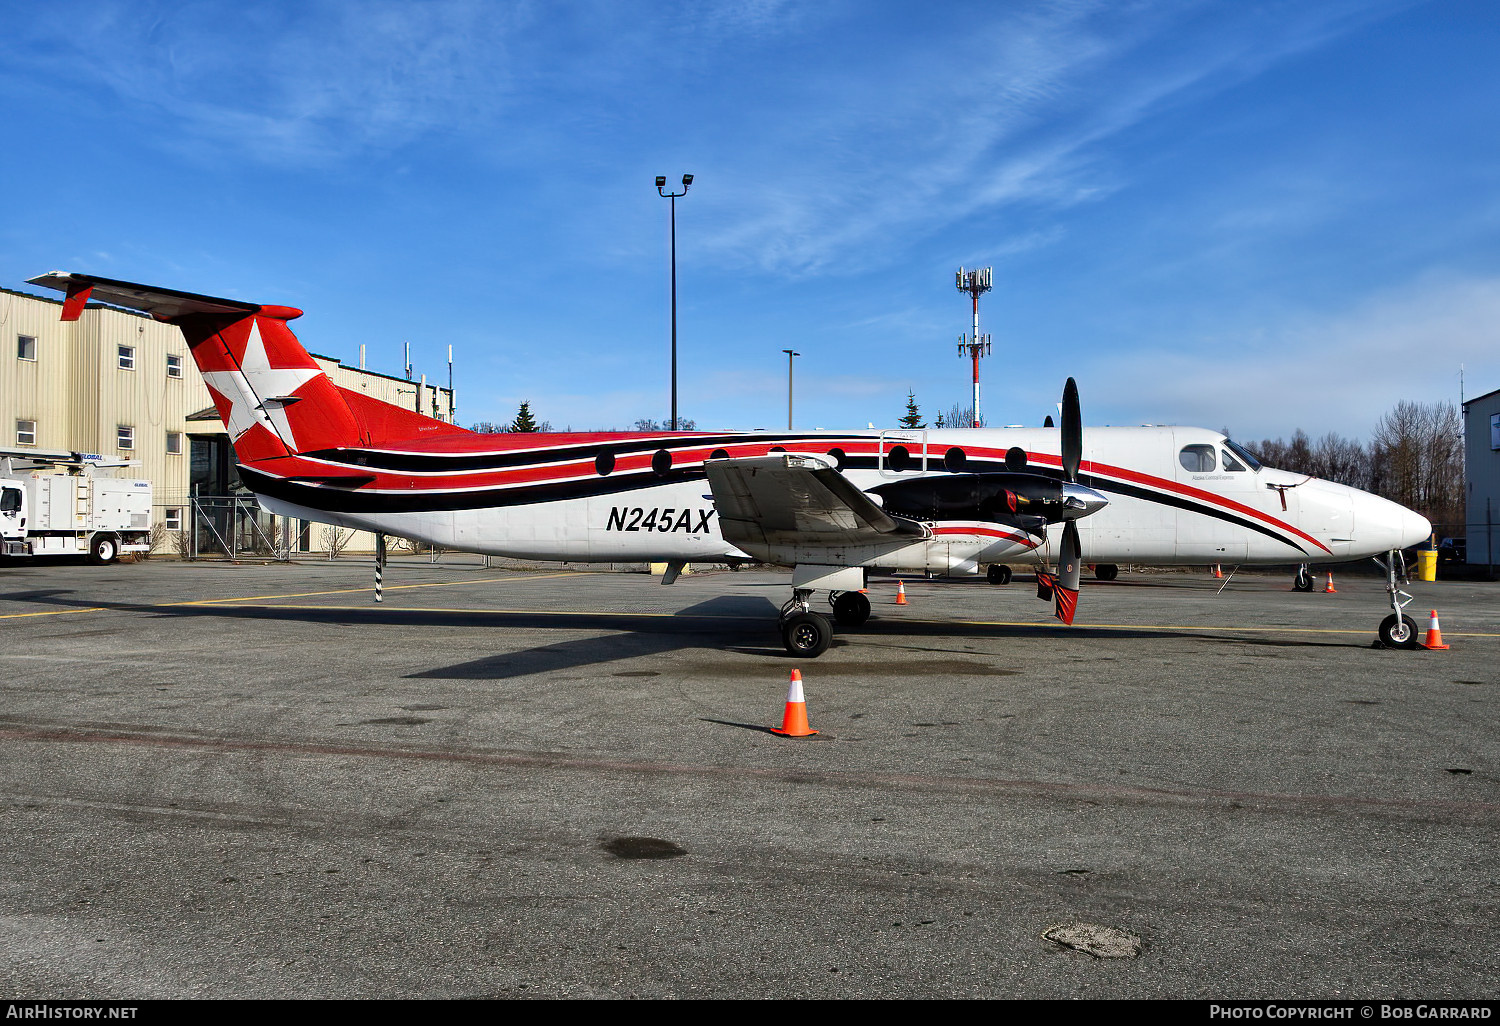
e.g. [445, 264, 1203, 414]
[1061, 377, 1081, 483]
[1054, 520, 1081, 625]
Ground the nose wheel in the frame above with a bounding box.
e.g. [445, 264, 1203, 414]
[1293, 564, 1314, 591]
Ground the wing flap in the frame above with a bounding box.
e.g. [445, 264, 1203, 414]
[705, 454, 927, 551]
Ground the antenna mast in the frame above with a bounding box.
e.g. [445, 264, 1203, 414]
[955, 266, 992, 428]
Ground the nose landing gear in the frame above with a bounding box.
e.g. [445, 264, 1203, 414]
[1373, 550, 1418, 649]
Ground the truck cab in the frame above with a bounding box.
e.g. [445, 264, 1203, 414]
[1, 483, 25, 552]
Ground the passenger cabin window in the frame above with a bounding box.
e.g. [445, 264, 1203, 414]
[1179, 444, 1216, 473]
[1220, 448, 1247, 472]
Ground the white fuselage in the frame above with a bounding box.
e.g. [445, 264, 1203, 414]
[258, 425, 1431, 571]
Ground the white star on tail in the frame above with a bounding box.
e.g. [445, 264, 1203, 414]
[200, 320, 321, 448]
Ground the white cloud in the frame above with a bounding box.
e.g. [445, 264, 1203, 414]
[1083, 272, 1500, 440]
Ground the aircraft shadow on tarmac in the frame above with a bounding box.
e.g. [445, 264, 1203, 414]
[4, 588, 1358, 683]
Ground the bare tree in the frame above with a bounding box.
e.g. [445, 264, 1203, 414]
[1309, 432, 1371, 490]
[1369, 400, 1462, 529]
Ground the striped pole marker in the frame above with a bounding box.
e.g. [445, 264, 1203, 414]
[374, 534, 386, 603]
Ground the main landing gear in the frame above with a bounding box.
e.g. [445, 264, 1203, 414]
[777, 588, 873, 656]
[780, 589, 832, 657]
[1373, 549, 1419, 650]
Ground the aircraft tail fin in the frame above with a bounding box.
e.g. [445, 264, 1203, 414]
[25, 271, 465, 460]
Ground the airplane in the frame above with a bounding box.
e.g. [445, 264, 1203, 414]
[27, 271, 1434, 655]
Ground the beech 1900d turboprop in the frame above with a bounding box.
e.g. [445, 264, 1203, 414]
[28, 272, 1434, 656]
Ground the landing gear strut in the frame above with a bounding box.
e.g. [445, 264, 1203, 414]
[781, 589, 832, 657]
[1373, 549, 1418, 650]
[1293, 564, 1314, 592]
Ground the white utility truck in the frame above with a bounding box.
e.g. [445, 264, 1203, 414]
[0, 449, 153, 564]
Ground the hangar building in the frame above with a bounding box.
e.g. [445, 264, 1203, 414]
[2, 284, 455, 556]
[1463, 386, 1500, 569]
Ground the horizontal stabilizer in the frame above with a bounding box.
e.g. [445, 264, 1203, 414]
[26, 271, 263, 322]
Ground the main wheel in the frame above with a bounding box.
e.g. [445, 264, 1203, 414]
[1095, 563, 1118, 581]
[986, 564, 1012, 585]
[87, 534, 118, 565]
[1294, 567, 1314, 592]
[1378, 613, 1418, 650]
[831, 590, 871, 627]
[782, 611, 832, 657]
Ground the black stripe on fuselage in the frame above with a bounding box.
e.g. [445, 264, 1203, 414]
[243, 450, 1312, 553]
[300, 433, 848, 473]
[1076, 473, 1312, 555]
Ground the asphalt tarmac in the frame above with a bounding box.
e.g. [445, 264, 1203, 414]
[0, 556, 1495, 999]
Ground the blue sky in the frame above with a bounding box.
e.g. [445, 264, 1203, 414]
[4, 0, 1498, 440]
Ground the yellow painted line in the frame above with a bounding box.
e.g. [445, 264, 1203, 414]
[912, 617, 1500, 637]
[192, 603, 684, 618]
[0, 570, 589, 619]
[177, 570, 589, 606]
[0, 607, 106, 620]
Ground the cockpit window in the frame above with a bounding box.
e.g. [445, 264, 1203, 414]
[1179, 444, 1216, 473]
[1222, 438, 1262, 471]
[1220, 448, 1246, 472]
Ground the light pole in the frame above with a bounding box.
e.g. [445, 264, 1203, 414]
[783, 349, 800, 430]
[656, 173, 693, 430]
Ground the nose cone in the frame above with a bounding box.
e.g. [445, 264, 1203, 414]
[1354, 492, 1432, 554]
[1061, 482, 1109, 520]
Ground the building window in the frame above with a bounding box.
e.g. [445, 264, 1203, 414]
[16, 420, 36, 446]
[118, 345, 135, 371]
[164, 508, 183, 531]
[166, 431, 183, 455]
[167, 354, 183, 378]
[18, 335, 36, 361]
[118, 425, 134, 450]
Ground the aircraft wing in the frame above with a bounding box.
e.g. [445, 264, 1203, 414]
[705, 453, 928, 552]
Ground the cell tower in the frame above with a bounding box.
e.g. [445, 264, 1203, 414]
[955, 266, 993, 428]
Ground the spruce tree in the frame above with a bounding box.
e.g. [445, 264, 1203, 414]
[899, 391, 925, 429]
[510, 401, 539, 433]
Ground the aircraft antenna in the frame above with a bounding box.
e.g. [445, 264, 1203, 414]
[955, 267, 993, 428]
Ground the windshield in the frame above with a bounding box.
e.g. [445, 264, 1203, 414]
[1222, 438, 1262, 471]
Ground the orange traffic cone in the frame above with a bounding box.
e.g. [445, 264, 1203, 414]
[1422, 610, 1450, 650]
[1213, 564, 1223, 579]
[771, 669, 818, 737]
[895, 581, 908, 605]
[1324, 572, 1337, 594]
